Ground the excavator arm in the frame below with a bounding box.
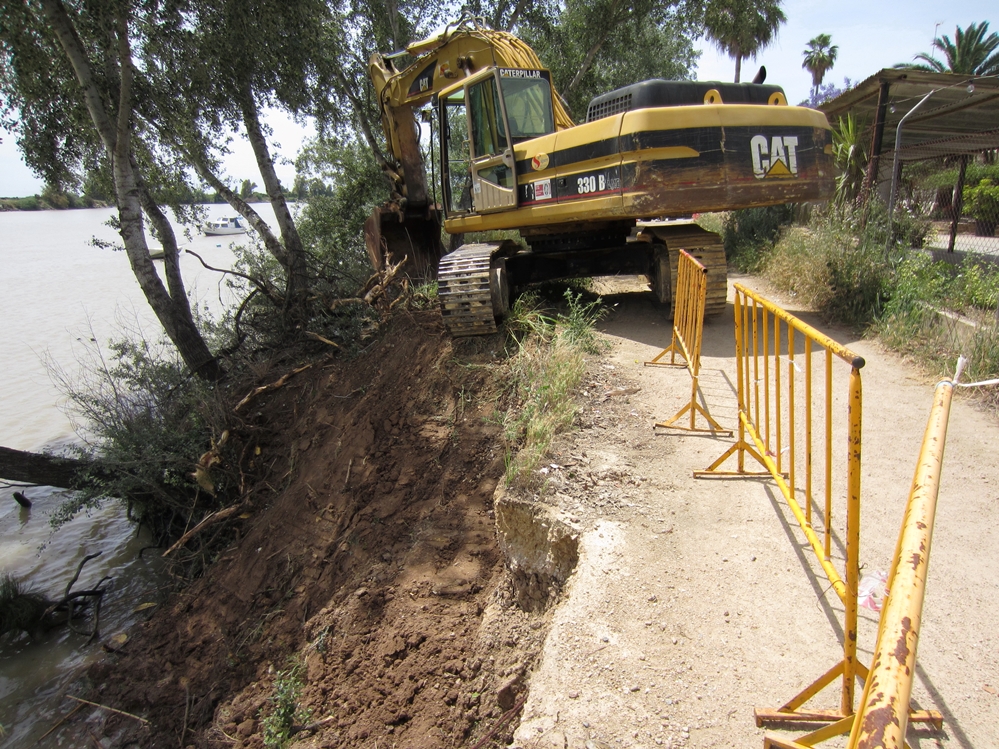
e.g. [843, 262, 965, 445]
[364, 17, 572, 278]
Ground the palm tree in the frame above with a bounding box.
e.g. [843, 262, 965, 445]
[802, 34, 838, 102]
[895, 21, 999, 75]
[704, 0, 787, 83]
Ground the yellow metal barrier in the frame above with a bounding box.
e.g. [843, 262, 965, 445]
[700, 284, 866, 725]
[645, 249, 731, 435]
[765, 377, 954, 749]
[700, 284, 943, 740]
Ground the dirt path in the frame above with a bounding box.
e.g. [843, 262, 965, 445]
[512, 274, 999, 749]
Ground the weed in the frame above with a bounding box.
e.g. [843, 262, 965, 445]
[723, 204, 796, 271]
[499, 288, 606, 486]
[261, 661, 310, 748]
[763, 204, 999, 414]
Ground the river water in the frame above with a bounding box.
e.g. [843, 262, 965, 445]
[0, 205, 270, 745]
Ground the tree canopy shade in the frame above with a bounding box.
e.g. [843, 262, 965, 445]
[894, 21, 999, 76]
[802, 33, 838, 101]
[0, 0, 350, 378]
[703, 0, 786, 83]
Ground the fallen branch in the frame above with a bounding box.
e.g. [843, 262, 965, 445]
[329, 255, 407, 311]
[162, 504, 244, 557]
[66, 695, 149, 725]
[184, 249, 284, 306]
[305, 331, 339, 348]
[291, 713, 337, 736]
[234, 363, 314, 414]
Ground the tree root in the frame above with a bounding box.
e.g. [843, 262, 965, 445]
[233, 363, 314, 414]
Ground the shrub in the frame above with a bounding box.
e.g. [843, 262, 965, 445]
[963, 178, 999, 230]
[723, 204, 796, 271]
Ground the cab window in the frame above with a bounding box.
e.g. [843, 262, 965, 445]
[468, 76, 505, 157]
[499, 75, 555, 140]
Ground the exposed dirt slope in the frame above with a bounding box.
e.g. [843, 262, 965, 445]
[84, 311, 551, 748]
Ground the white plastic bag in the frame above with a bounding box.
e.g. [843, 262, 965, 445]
[858, 569, 888, 611]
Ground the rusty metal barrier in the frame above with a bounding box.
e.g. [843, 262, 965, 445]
[699, 284, 867, 726]
[645, 249, 731, 435]
[765, 374, 960, 749]
[700, 284, 944, 738]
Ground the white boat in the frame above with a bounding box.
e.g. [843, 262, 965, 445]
[204, 216, 247, 235]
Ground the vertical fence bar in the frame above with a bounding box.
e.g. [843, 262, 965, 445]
[764, 306, 771, 457]
[789, 327, 797, 500]
[842, 364, 863, 716]
[824, 349, 833, 560]
[775, 316, 783, 475]
[805, 338, 813, 528]
[753, 300, 761, 430]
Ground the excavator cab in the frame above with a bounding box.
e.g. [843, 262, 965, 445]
[437, 67, 557, 217]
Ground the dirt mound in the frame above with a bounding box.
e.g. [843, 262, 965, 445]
[85, 312, 555, 748]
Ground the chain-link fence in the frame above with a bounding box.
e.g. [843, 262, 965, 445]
[888, 152, 999, 257]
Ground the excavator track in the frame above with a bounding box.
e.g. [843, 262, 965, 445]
[641, 221, 729, 317]
[438, 243, 506, 337]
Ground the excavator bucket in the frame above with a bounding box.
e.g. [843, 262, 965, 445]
[364, 204, 446, 282]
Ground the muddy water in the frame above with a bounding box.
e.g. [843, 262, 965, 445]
[0, 205, 266, 745]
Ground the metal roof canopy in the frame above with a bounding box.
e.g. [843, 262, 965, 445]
[820, 69, 999, 162]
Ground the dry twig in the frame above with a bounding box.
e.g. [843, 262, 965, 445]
[234, 363, 314, 414]
[66, 696, 149, 724]
[162, 504, 244, 557]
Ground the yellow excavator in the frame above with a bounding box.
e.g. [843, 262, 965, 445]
[366, 17, 834, 335]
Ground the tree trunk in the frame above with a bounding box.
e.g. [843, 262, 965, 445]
[186, 150, 290, 268]
[240, 84, 310, 319]
[0, 446, 92, 489]
[734, 54, 742, 83]
[40, 0, 222, 382]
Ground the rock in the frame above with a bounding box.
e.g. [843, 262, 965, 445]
[236, 718, 256, 737]
[497, 674, 523, 710]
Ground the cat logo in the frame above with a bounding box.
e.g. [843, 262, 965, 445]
[751, 135, 799, 179]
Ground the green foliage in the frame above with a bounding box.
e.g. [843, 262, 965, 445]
[763, 206, 999, 412]
[520, 0, 699, 120]
[894, 21, 999, 75]
[703, 0, 786, 81]
[802, 33, 838, 96]
[261, 662, 309, 748]
[501, 288, 606, 486]
[832, 114, 867, 206]
[917, 162, 999, 192]
[723, 204, 796, 271]
[52, 334, 224, 544]
[764, 209, 899, 328]
[296, 137, 389, 296]
[0, 196, 40, 210]
[963, 178, 999, 221]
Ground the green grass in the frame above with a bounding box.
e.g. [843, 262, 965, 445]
[500, 289, 607, 486]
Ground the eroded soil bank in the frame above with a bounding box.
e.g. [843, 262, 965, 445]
[76, 311, 558, 748]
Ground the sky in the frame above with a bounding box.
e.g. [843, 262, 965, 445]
[1, 0, 994, 198]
